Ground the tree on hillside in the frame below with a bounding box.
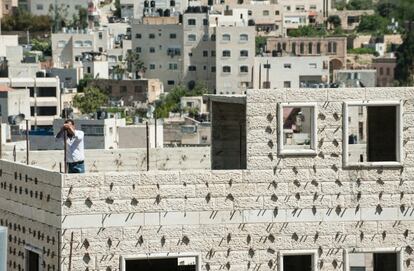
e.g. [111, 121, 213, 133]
[288, 25, 327, 37]
[394, 0, 414, 85]
[357, 15, 389, 34]
[68, 7, 88, 29]
[31, 39, 52, 56]
[395, 32, 414, 85]
[73, 87, 108, 114]
[0, 8, 51, 31]
[346, 0, 373, 10]
[377, 0, 397, 18]
[154, 82, 210, 118]
[125, 50, 146, 78]
[112, 64, 126, 80]
[114, 0, 121, 17]
[255, 36, 267, 55]
[327, 15, 341, 29]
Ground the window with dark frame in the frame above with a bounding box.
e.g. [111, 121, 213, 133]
[346, 103, 401, 164]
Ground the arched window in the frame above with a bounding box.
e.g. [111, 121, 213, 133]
[57, 40, 66, 48]
[240, 50, 248, 57]
[308, 42, 313, 54]
[74, 41, 83, 47]
[222, 50, 231, 57]
[222, 34, 231, 41]
[292, 42, 296, 55]
[240, 66, 248, 73]
[222, 66, 231, 73]
[240, 34, 248, 41]
[84, 40, 93, 47]
[277, 43, 282, 51]
[188, 34, 196, 41]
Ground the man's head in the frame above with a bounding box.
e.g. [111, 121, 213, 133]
[65, 119, 75, 126]
[64, 119, 75, 135]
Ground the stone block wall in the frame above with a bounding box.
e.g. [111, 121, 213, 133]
[0, 160, 61, 271]
[2, 147, 211, 172]
[2, 88, 414, 271]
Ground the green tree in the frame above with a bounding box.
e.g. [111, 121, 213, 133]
[395, 31, 414, 85]
[377, 0, 397, 18]
[393, 0, 414, 85]
[255, 36, 267, 55]
[0, 8, 51, 31]
[327, 15, 341, 29]
[154, 82, 210, 118]
[346, 0, 373, 10]
[114, 0, 121, 18]
[77, 74, 94, 92]
[125, 50, 146, 77]
[73, 87, 108, 114]
[112, 64, 126, 80]
[68, 7, 88, 29]
[31, 39, 52, 56]
[357, 15, 389, 34]
[288, 25, 327, 37]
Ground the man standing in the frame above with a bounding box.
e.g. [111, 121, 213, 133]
[56, 119, 85, 173]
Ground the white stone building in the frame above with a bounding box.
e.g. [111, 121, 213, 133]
[0, 87, 414, 271]
[252, 55, 330, 89]
[0, 77, 61, 128]
[131, 7, 255, 93]
[0, 86, 30, 125]
[22, 0, 98, 21]
[51, 28, 112, 69]
[121, 0, 188, 19]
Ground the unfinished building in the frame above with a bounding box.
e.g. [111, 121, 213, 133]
[1, 87, 414, 271]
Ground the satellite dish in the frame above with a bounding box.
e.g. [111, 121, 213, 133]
[8, 114, 25, 125]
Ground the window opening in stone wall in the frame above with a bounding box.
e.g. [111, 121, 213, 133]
[125, 256, 197, 271]
[344, 102, 402, 166]
[278, 103, 317, 155]
[26, 248, 40, 271]
[349, 252, 399, 271]
[283, 255, 312, 271]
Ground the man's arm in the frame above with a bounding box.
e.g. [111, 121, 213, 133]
[56, 127, 65, 139]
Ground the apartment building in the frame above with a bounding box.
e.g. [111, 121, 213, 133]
[266, 36, 347, 71]
[121, 0, 188, 19]
[131, 19, 183, 91]
[22, 0, 97, 20]
[90, 78, 164, 105]
[213, 3, 283, 36]
[182, 8, 215, 90]
[372, 56, 397, 87]
[51, 28, 112, 68]
[1, 0, 17, 16]
[278, 0, 331, 34]
[0, 77, 61, 128]
[1, 87, 414, 271]
[213, 10, 255, 94]
[252, 55, 330, 89]
[132, 7, 254, 93]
